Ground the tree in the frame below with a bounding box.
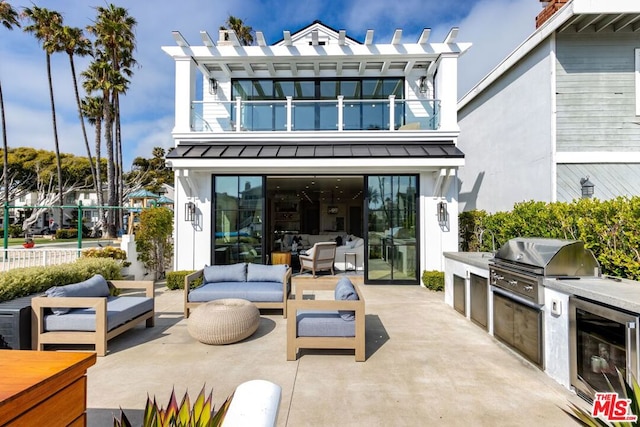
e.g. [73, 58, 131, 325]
[135, 207, 173, 280]
[126, 147, 173, 194]
[59, 25, 96, 200]
[22, 6, 65, 225]
[0, 0, 20, 208]
[86, 4, 137, 238]
[81, 95, 105, 232]
[220, 16, 253, 46]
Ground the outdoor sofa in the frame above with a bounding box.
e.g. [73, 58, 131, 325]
[287, 276, 365, 361]
[184, 262, 292, 318]
[31, 274, 155, 356]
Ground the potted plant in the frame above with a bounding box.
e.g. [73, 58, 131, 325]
[22, 238, 35, 249]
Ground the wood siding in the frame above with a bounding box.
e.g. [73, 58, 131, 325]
[556, 33, 640, 152]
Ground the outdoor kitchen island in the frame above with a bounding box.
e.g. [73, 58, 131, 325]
[444, 247, 640, 401]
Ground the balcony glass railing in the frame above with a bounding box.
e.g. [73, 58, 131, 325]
[190, 96, 440, 133]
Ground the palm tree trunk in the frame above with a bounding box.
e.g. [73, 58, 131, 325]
[46, 53, 64, 226]
[94, 116, 104, 232]
[69, 54, 97, 198]
[114, 92, 123, 231]
[1, 80, 9, 206]
[104, 89, 116, 238]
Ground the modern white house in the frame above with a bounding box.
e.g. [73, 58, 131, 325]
[163, 21, 470, 284]
[457, 0, 640, 213]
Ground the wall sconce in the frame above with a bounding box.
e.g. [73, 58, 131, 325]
[580, 177, 594, 199]
[185, 201, 196, 222]
[437, 201, 448, 225]
[419, 76, 428, 93]
[208, 77, 218, 95]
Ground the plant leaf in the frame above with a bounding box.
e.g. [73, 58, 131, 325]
[211, 391, 235, 427]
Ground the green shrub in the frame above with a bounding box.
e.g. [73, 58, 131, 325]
[460, 197, 640, 281]
[422, 270, 444, 291]
[0, 257, 122, 303]
[82, 246, 130, 267]
[56, 228, 78, 239]
[166, 270, 200, 290]
[8, 224, 22, 238]
[136, 207, 173, 280]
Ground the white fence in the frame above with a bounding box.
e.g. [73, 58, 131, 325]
[0, 249, 80, 272]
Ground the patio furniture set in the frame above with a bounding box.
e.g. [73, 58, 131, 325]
[26, 263, 366, 360]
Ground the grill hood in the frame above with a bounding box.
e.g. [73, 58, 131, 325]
[493, 237, 600, 277]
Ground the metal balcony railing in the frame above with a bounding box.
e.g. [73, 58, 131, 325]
[190, 96, 440, 133]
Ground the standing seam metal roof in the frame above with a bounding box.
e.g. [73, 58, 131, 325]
[166, 142, 464, 159]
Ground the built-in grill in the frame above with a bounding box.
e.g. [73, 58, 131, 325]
[489, 237, 600, 369]
[490, 237, 601, 307]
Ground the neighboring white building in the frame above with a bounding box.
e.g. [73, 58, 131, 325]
[458, 0, 640, 213]
[163, 21, 470, 284]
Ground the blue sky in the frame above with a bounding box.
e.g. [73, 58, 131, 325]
[0, 0, 541, 171]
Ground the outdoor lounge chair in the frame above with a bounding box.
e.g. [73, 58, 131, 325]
[287, 277, 365, 361]
[299, 242, 336, 277]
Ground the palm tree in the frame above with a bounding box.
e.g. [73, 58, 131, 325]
[81, 95, 105, 231]
[22, 6, 65, 225]
[86, 4, 137, 237]
[59, 25, 97, 201]
[0, 0, 20, 208]
[221, 16, 254, 46]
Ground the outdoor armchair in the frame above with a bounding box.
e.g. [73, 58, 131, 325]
[299, 242, 337, 277]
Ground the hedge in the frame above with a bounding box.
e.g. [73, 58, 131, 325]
[165, 270, 201, 290]
[0, 257, 123, 303]
[460, 197, 640, 281]
[422, 270, 444, 291]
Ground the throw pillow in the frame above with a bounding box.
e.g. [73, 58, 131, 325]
[247, 263, 287, 283]
[45, 274, 111, 315]
[203, 263, 246, 283]
[334, 277, 358, 321]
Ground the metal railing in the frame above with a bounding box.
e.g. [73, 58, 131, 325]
[191, 96, 440, 133]
[0, 248, 79, 272]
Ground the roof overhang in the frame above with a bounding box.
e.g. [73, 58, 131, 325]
[458, 0, 640, 109]
[166, 141, 464, 171]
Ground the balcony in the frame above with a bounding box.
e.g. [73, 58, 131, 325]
[191, 96, 440, 133]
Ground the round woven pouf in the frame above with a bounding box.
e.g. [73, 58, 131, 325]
[188, 299, 260, 345]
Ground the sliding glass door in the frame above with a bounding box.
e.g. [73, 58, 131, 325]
[213, 176, 264, 265]
[366, 175, 418, 284]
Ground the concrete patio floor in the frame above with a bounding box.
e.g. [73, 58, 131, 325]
[86, 278, 586, 426]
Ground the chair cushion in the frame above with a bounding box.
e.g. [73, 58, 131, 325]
[296, 311, 355, 337]
[189, 281, 283, 303]
[43, 296, 153, 332]
[45, 274, 111, 315]
[203, 263, 246, 283]
[334, 277, 358, 320]
[247, 263, 286, 283]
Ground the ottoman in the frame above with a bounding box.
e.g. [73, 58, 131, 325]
[188, 299, 260, 345]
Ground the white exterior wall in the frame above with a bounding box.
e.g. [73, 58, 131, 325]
[543, 286, 571, 389]
[458, 41, 555, 213]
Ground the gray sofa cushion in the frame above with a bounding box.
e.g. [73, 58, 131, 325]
[203, 263, 246, 283]
[43, 296, 153, 332]
[45, 274, 111, 315]
[247, 263, 286, 283]
[296, 311, 355, 337]
[189, 281, 283, 303]
[334, 277, 358, 320]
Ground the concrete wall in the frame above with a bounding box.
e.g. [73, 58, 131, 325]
[457, 40, 555, 213]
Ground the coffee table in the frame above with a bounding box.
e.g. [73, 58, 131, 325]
[188, 299, 260, 345]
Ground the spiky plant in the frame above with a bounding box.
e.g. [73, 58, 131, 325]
[566, 368, 640, 427]
[114, 385, 233, 427]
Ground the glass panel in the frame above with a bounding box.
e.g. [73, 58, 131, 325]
[366, 175, 417, 282]
[340, 81, 360, 99]
[214, 176, 264, 265]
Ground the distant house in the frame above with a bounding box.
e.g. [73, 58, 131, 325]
[162, 21, 471, 283]
[457, 0, 640, 213]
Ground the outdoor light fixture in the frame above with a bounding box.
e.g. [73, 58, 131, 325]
[580, 177, 594, 199]
[185, 201, 196, 222]
[419, 76, 428, 93]
[437, 201, 448, 225]
[208, 77, 218, 95]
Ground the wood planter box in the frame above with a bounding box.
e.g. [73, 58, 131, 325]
[0, 295, 34, 350]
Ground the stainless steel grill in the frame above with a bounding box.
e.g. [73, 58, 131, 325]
[489, 237, 600, 369]
[490, 237, 600, 306]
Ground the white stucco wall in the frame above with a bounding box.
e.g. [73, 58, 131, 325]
[457, 40, 555, 213]
[543, 287, 571, 389]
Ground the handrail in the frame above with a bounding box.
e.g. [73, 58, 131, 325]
[191, 96, 440, 132]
